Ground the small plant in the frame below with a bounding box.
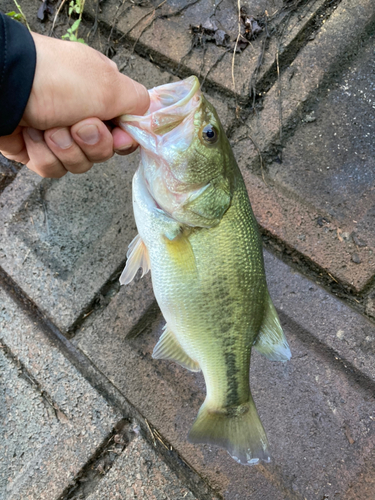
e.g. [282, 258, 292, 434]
[6, 11, 23, 22]
[68, 0, 83, 16]
[62, 0, 86, 43]
[62, 18, 85, 43]
[6, 0, 30, 30]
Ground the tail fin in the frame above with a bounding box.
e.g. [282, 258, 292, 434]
[188, 396, 270, 465]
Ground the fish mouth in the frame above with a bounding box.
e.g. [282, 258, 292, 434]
[120, 76, 203, 216]
[120, 76, 201, 137]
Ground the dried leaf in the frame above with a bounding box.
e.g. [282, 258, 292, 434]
[214, 29, 230, 47]
[37, 0, 54, 22]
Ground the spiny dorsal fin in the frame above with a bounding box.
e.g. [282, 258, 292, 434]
[120, 234, 150, 285]
[152, 325, 201, 372]
[253, 293, 291, 361]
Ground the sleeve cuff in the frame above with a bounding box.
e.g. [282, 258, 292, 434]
[0, 14, 37, 136]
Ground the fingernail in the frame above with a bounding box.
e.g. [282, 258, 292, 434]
[76, 124, 100, 145]
[115, 143, 137, 154]
[50, 128, 73, 149]
[27, 128, 44, 142]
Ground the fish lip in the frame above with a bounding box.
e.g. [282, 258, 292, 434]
[119, 76, 201, 124]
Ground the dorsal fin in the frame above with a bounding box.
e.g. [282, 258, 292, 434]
[253, 293, 291, 361]
[152, 324, 201, 372]
[120, 234, 150, 285]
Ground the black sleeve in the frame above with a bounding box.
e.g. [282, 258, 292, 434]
[0, 13, 36, 136]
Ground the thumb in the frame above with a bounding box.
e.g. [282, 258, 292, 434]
[22, 34, 150, 129]
[107, 72, 150, 118]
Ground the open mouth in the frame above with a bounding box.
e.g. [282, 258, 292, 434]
[120, 76, 201, 136]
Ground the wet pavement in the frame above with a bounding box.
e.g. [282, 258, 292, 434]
[0, 0, 375, 498]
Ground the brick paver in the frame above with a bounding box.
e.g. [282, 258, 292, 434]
[0, 287, 122, 499]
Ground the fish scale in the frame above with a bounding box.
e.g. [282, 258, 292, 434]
[119, 76, 291, 465]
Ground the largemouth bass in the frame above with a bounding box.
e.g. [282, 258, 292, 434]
[119, 76, 291, 465]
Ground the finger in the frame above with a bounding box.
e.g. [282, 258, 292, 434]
[44, 127, 93, 174]
[70, 118, 114, 163]
[0, 127, 29, 164]
[108, 73, 150, 117]
[23, 128, 67, 178]
[112, 127, 138, 155]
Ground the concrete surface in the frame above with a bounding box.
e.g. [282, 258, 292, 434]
[0, 155, 20, 193]
[0, 287, 122, 500]
[0, 160, 137, 333]
[0, 0, 375, 498]
[86, 435, 197, 500]
[233, 0, 375, 293]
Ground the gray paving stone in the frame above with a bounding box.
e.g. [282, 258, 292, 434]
[74, 249, 375, 499]
[85, 0, 327, 99]
[0, 349, 59, 499]
[0, 155, 21, 194]
[266, 29, 375, 292]
[232, 0, 375, 293]
[86, 435, 197, 500]
[0, 287, 122, 500]
[0, 160, 136, 333]
[264, 251, 375, 383]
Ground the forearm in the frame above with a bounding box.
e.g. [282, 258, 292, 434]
[0, 13, 36, 136]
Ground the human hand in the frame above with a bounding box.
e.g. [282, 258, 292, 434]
[0, 33, 149, 178]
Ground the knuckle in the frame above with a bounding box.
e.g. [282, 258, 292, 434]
[42, 158, 61, 172]
[86, 148, 113, 163]
[70, 162, 93, 174]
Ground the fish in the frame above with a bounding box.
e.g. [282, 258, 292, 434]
[119, 76, 291, 465]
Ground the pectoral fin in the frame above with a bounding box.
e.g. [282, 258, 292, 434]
[120, 234, 150, 285]
[152, 325, 201, 372]
[253, 293, 291, 361]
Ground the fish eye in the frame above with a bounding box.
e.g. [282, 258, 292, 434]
[201, 124, 219, 144]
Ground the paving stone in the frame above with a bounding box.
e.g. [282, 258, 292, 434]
[0, 287, 122, 500]
[85, 0, 327, 99]
[266, 34, 375, 292]
[0, 161, 136, 333]
[240, 168, 375, 294]
[74, 249, 375, 500]
[0, 349, 59, 499]
[86, 434, 197, 500]
[233, 0, 375, 292]
[0, 154, 21, 193]
[264, 251, 375, 391]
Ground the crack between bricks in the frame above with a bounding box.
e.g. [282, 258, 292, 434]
[57, 419, 135, 500]
[0, 338, 68, 423]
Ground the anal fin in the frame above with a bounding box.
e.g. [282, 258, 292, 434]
[152, 325, 200, 372]
[120, 234, 150, 285]
[253, 293, 291, 361]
